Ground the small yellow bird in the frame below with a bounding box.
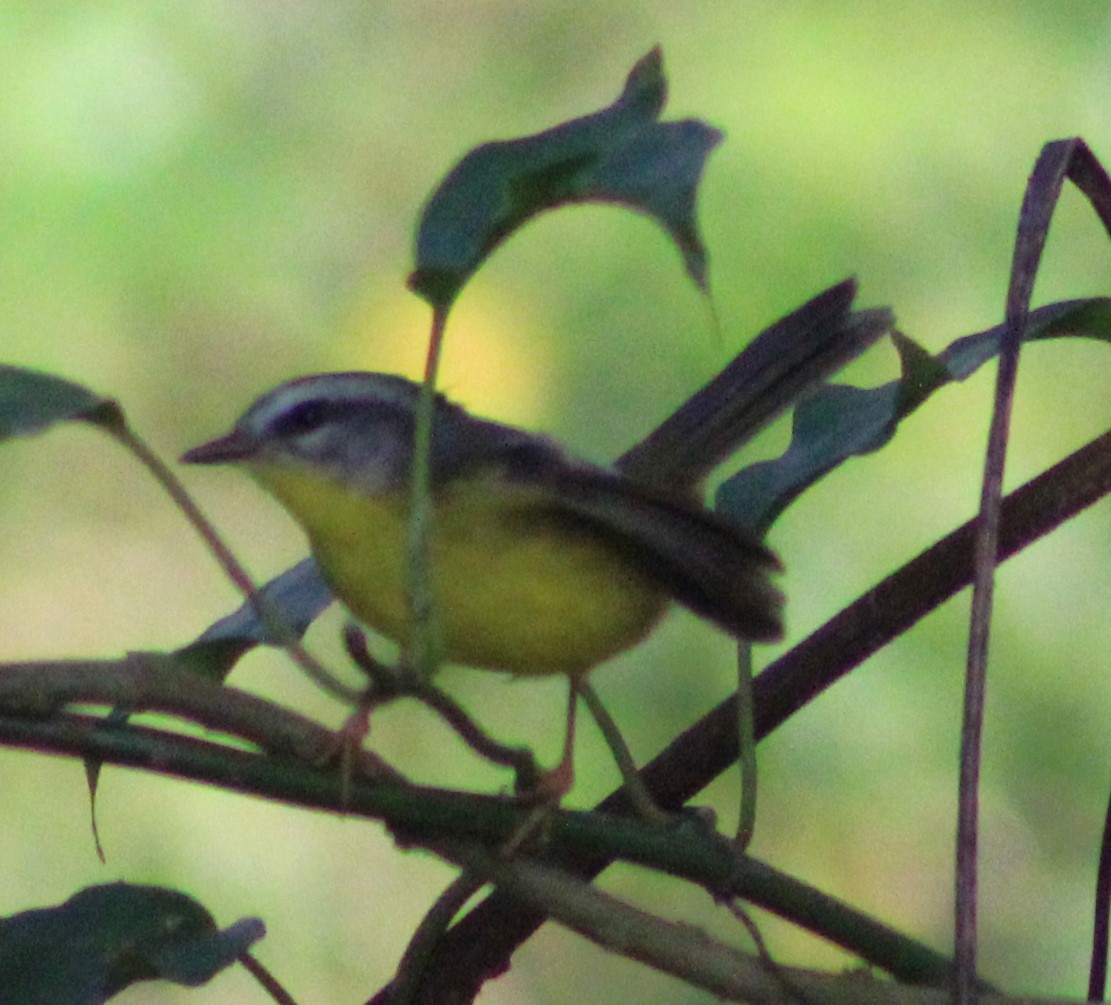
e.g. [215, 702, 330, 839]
[182, 372, 784, 789]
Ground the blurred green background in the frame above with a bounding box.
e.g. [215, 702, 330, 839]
[1, 3, 1109, 1002]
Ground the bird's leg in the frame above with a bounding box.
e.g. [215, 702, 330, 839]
[509, 676, 579, 805]
[577, 680, 671, 823]
[550, 674, 580, 796]
[494, 686, 582, 857]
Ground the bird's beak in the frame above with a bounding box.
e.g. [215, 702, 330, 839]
[180, 429, 257, 465]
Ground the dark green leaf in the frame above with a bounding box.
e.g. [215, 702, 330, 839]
[719, 383, 899, 531]
[408, 46, 722, 307]
[718, 297, 1111, 531]
[891, 331, 948, 414]
[0, 883, 263, 1004]
[940, 296, 1111, 379]
[0, 366, 123, 440]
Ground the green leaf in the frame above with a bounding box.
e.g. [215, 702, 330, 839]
[408, 46, 723, 307]
[0, 366, 123, 439]
[0, 883, 263, 1004]
[718, 297, 1111, 531]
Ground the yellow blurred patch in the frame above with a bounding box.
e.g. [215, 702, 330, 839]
[338, 285, 559, 428]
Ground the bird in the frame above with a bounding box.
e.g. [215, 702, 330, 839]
[181, 371, 784, 795]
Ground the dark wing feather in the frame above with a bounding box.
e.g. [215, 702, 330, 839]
[429, 405, 568, 484]
[533, 467, 784, 642]
[428, 398, 784, 642]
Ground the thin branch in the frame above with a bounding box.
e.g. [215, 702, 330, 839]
[413, 681, 543, 788]
[391, 871, 488, 1005]
[0, 657, 397, 781]
[1090, 786, 1111, 1001]
[0, 703, 969, 990]
[957, 136, 1111, 1005]
[434, 847, 1010, 1005]
[238, 953, 299, 1005]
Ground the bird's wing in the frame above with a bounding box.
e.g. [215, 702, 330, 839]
[427, 404, 784, 643]
[428, 406, 570, 484]
[526, 466, 784, 643]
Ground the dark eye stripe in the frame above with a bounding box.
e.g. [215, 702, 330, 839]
[268, 399, 335, 438]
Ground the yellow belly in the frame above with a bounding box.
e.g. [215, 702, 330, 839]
[248, 463, 666, 676]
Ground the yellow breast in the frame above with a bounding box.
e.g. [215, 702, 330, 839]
[247, 461, 666, 676]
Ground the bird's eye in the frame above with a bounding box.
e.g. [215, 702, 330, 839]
[271, 399, 332, 439]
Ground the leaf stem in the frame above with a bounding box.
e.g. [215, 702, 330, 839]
[407, 304, 449, 679]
